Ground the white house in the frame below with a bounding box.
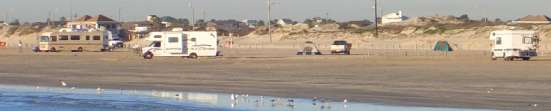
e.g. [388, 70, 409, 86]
[382, 10, 406, 25]
[241, 19, 258, 28]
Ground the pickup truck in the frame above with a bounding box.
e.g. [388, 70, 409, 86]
[330, 40, 352, 55]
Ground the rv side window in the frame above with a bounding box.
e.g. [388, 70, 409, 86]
[40, 36, 50, 42]
[51, 36, 57, 42]
[60, 35, 69, 40]
[93, 36, 101, 40]
[190, 38, 197, 42]
[70, 35, 81, 40]
[168, 37, 179, 43]
[523, 37, 533, 44]
[154, 35, 162, 38]
[496, 37, 502, 45]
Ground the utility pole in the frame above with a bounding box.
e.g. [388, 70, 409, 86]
[267, 0, 272, 43]
[118, 8, 122, 22]
[5, 12, 8, 24]
[189, 0, 196, 29]
[325, 12, 329, 20]
[374, 0, 378, 38]
[202, 10, 206, 21]
[69, 0, 73, 20]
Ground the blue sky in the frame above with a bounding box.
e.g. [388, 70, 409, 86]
[1, 0, 550, 22]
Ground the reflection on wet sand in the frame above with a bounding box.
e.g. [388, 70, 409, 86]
[0, 85, 503, 111]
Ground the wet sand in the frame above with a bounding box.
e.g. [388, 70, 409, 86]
[0, 48, 550, 111]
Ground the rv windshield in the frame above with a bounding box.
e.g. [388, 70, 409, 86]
[149, 41, 161, 47]
[39, 36, 50, 42]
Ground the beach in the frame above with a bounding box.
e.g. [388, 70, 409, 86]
[0, 48, 550, 111]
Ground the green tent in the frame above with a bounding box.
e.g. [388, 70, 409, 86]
[433, 40, 453, 52]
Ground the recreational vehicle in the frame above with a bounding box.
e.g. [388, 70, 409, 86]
[142, 31, 218, 59]
[490, 30, 540, 61]
[38, 31, 113, 52]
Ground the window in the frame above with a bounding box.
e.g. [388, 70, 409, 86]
[93, 36, 101, 40]
[51, 36, 57, 42]
[151, 42, 161, 47]
[333, 41, 348, 45]
[523, 37, 533, 44]
[60, 35, 69, 40]
[86, 36, 91, 40]
[496, 37, 502, 45]
[154, 35, 162, 38]
[40, 36, 50, 42]
[168, 37, 179, 43]
[190, 38, 197, 42]
[70, 35, 81, 40]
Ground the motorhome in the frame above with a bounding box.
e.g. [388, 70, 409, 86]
[142, 31, 218, 59]
[490, 30, 540, 61]
[38, 31, 112, 52]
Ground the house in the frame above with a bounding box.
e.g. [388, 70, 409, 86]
[382, 10, 406, 25]
[341, 20, 372, 29]
[276, 19, 297, 26]
[512, 15, 551, 24]
[241, 19, 258, 28]
[211, 20, 253, 36]
[66, 15, 121, 39]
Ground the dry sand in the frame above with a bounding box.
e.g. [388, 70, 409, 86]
[0, 48, 550, 111]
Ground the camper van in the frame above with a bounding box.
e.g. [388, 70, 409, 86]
[142, 31, 218, 59]
[38, 31, 112, 52]
[490, 30, 540, 61]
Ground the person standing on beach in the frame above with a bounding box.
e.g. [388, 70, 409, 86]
[18, 41, 23, 53]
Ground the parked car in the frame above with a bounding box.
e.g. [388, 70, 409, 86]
[330, 40, 352, 55]
[297, 41, 322, 55]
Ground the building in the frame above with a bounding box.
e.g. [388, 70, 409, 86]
[276, 19, 297, 26]
[382, 10, 406, 25]
[512, 15, 551, 24]
[0, 21, 6, 26]
[241, 19, 258, 28]
[66, 15, 121, 39]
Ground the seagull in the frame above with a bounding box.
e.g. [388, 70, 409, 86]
[230, 94, 236, 101]
[59, 80, 67, 87]
[343, 99, 348, 104]
[96, 87, 104, 94]
[487, 88, 495, 93]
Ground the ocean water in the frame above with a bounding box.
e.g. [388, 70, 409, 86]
[0, 85, 502, 111]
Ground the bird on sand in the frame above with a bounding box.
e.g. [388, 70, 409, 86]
[59, 80, 67, 87]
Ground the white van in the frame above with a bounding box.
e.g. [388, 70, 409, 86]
[490, 30, 540, 61]
[142, 31, 218, 59]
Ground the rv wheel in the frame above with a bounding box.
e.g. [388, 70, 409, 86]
[50, 47, 57, 52]
[504, 57, 514, 61]
[188, 53, 198, 59]
[77, 47, 84, 52]
[143, 52, 154, 59]
[522, 57, 531, 61]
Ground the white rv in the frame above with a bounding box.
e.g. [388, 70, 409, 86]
[490, 30, 540, 61]
[142, 31, 218, 59]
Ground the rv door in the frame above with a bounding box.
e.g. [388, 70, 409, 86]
[182, 34, 188, 54]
